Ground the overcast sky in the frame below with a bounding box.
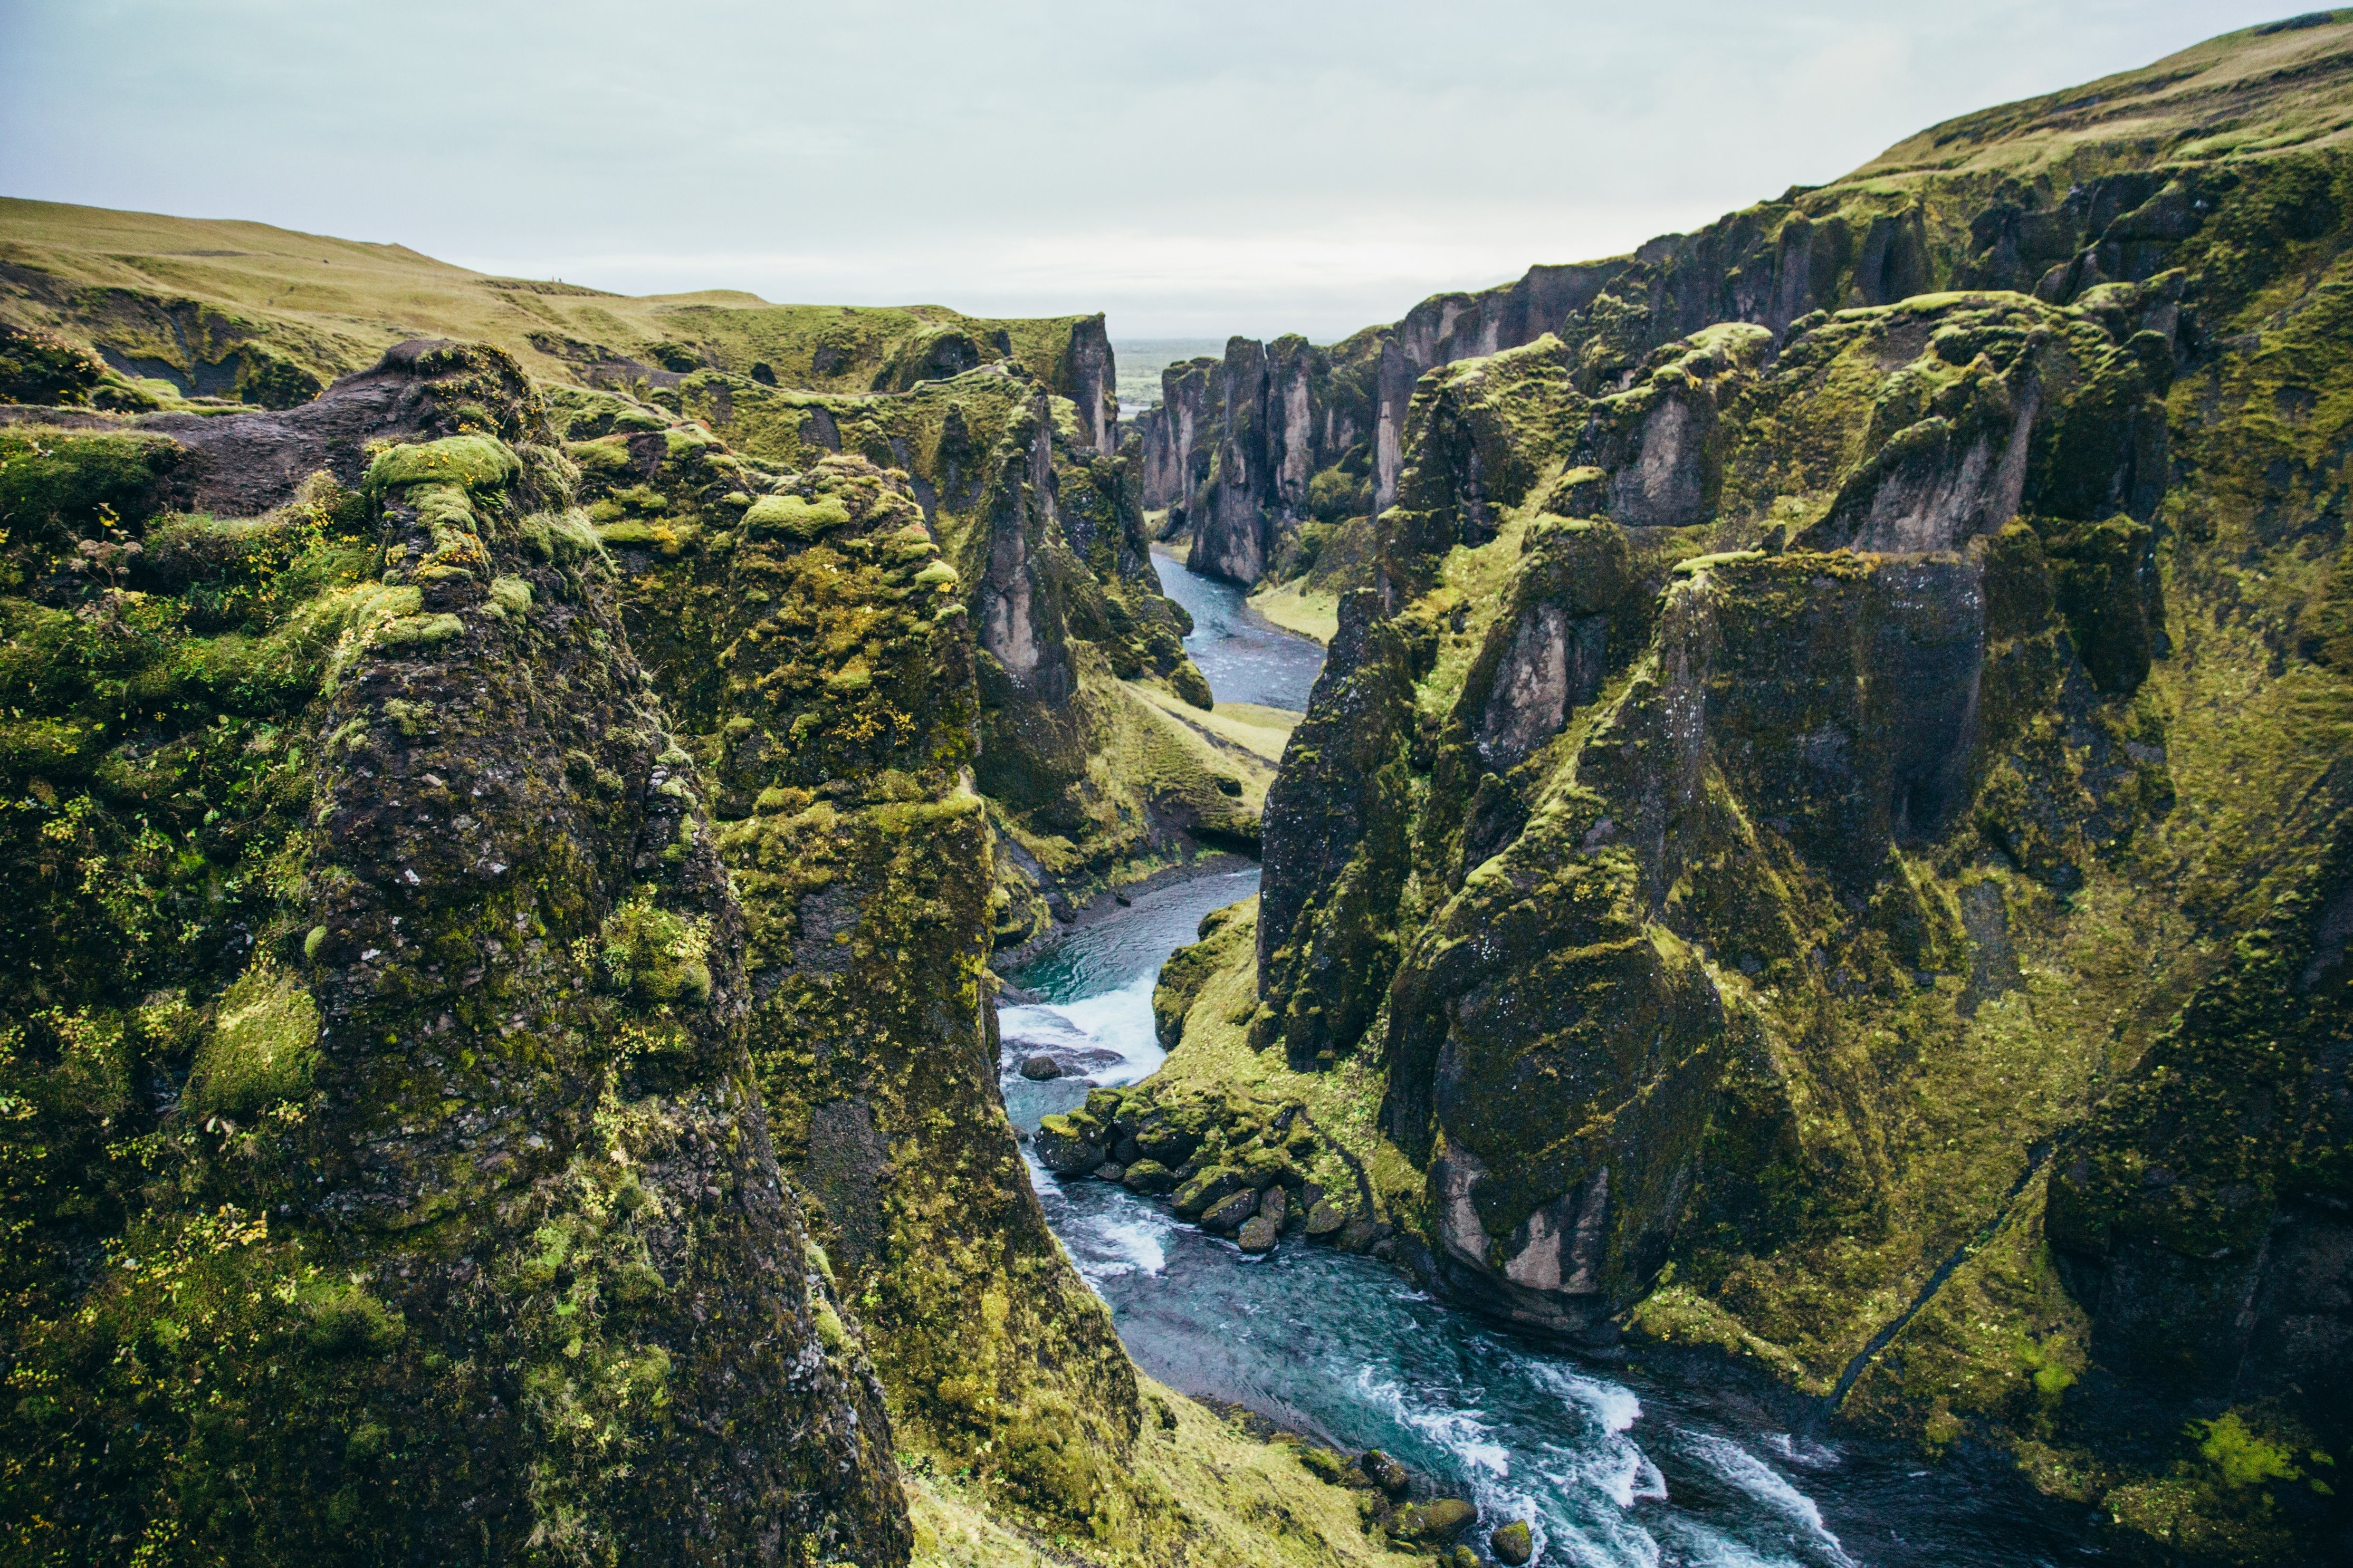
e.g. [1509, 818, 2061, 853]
[0, 1, 2299, 340]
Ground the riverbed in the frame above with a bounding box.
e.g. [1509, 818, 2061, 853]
[993, 551, 2096, 1568]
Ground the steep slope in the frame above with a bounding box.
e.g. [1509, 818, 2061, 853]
[1204, 15, 2353, 1565]
[0, 342, 907, 1563]
[1133, 331, 1383, 588]
[1, 199, 1232, 939]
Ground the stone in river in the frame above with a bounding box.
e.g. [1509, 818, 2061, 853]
[1360, 1449, 1410, 1497]
[1388, 1498, 1475, 1543]
[1172, 1164, 1246, 1218]
[1122, 1159, 1176, 1195]
[1199, 1188, 1259, 1235]
[1256, 1185, 1288, 1230]
[1018, 1054, 1063, 1080]
[1030, 1113, 1103, 1175]
[1491, 1518, 1534, 1565]
[1237, 1214, 1279, 1254]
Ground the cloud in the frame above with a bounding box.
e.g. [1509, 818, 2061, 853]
[0, 0, 2296, 335]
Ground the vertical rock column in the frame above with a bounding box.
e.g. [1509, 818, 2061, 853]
[299, 376, 906, 1561]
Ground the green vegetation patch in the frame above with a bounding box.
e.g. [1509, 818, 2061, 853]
[183, 958, 319, 1119]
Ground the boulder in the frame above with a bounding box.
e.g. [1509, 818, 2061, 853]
[1018, 1054, 1063, 1080]
[1172, 1164, 1247, 1218]
[1360, 1449, 1410, 1498]
[1237, 1214, 1279, 1254]
[1122, 1159, 1176, 1195]
[1133, 1104, 1209, 1165]
[1094, 1162, 1126, 1184]
[1304, 1197, 1347, 1237]
[1257, 1185, 1289, 1230]
[1444, 1548, 1480, 1568]
[1297, 1446, 1352, 1484]
[1031, 1113, 1104, 1176]
[1491, 1518, 1534, 1565]
[1239, 1144, 1300, 1189]
[1388, 1498, 1475, 1544]
[1201, 1188, 1259, 1235]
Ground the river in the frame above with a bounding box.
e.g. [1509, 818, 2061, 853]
[994, 551, 2095, 1567]
[1146, 544, 1325, 711]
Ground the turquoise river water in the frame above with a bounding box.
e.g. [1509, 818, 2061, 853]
[993, 554, 2099, 1568]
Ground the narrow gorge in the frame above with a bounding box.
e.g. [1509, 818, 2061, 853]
[2, 12, 2350, 1568]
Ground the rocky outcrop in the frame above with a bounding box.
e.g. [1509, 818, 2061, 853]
[1132, 333, 1376, 585]
[1058, 312, 1120, 456]
[1247, 23, 2353, 1556]
[0, 343, 907, 1562]
[551, 359, 1222, 944]
[1042, 1072, 1370, 1266]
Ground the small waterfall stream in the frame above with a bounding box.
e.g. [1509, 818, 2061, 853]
[992, 552, 2093, 1568]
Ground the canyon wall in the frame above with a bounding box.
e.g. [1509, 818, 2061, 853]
[1238, 17, 2353, 1563]
[0, 335, 1389, 1567]
[0, 343, 910, 1562]
[1131, 332, 1379, 585]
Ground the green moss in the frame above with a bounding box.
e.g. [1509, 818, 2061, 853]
[2197, 1412, 2303, 1490]
[595, 885, 714, 1005]
[370, 610, 464, 651]
[0, 427, 184, 573]
[362, 432, 522, 493]
[182, 957, 319, 1119]
[743, 492, 852, 541]
[0, 322, 106, 405]
[489, 573, 532, 613]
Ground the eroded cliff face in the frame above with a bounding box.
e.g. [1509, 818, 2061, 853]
[1148, 16, 2352, 651]
[0, 343, 907, 1563]
[547, 358, 1226, 949]
[0, 338, 1401, 1568]
[1244, 28, 2353, 1556]
[1132, 333, 1376, 586]
[574, 436, 1147, 1521]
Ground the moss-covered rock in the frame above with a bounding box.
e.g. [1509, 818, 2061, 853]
[1035, 1112, 1108, 1176]
[1122, 1159, 1176, 1195]
[1386, 1497, 1475, 1543]
[0, 342, 908, 1565]
[1239, 47, 2353, 1557]
[180, 956, 319, 1119]
[1490, 1517, 1534, 1564]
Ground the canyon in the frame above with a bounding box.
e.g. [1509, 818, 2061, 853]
[3, 12, 2351, 1567]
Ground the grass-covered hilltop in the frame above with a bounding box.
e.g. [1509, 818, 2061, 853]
[3, 9, 2351, 1567]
